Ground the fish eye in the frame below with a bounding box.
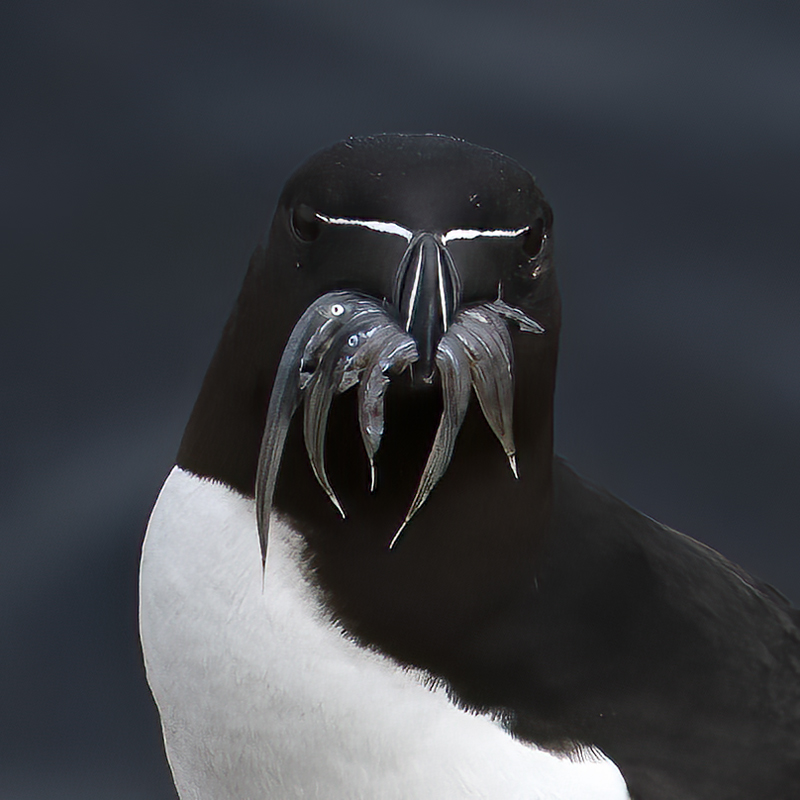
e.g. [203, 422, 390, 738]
[522, 217, 546, 259]
[290, 204, 322, 242]
[347, 334, 360, 347]
[330, 303, 345, 316]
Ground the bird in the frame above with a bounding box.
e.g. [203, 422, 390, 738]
[140, 133, 800, 800]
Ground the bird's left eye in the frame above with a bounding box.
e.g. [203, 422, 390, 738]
[290, 204, 322, 242]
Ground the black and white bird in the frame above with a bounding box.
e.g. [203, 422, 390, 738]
[140, 134, 800, 800]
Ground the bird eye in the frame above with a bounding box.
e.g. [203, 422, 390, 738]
[522, 217, 546, 259]
[290, 204, 321, 242]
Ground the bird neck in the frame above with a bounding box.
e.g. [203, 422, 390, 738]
[281, 366, 558, 661]
[178, 243, 562, 654]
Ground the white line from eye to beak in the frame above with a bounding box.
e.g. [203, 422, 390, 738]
[315, 214, 414, 241]
[441, 226, 529, 243]
[314, 213, 529, 246]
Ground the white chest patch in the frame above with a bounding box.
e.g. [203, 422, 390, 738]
[140, 467, 629, 800]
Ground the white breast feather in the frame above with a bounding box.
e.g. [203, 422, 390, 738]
[140, 467, 629, 800]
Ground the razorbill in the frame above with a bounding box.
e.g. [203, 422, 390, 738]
[140, 134, 800, 800]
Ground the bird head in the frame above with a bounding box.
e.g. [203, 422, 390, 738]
[272, 134, 557, 368]
[253, 135, 559, 553]
[179, 134, 560, 569]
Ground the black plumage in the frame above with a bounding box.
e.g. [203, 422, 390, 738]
[175, 134, 800, 799]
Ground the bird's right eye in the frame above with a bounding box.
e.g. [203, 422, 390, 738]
[522, 217, 545, 259]
[290, 204, 322, 242]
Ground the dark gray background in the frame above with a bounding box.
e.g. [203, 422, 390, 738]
[3, 1, 799, 797]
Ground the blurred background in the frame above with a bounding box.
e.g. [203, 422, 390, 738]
[2, 0, 799, 796]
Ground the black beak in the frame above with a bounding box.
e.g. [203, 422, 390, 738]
[393, 232, 461, 382]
